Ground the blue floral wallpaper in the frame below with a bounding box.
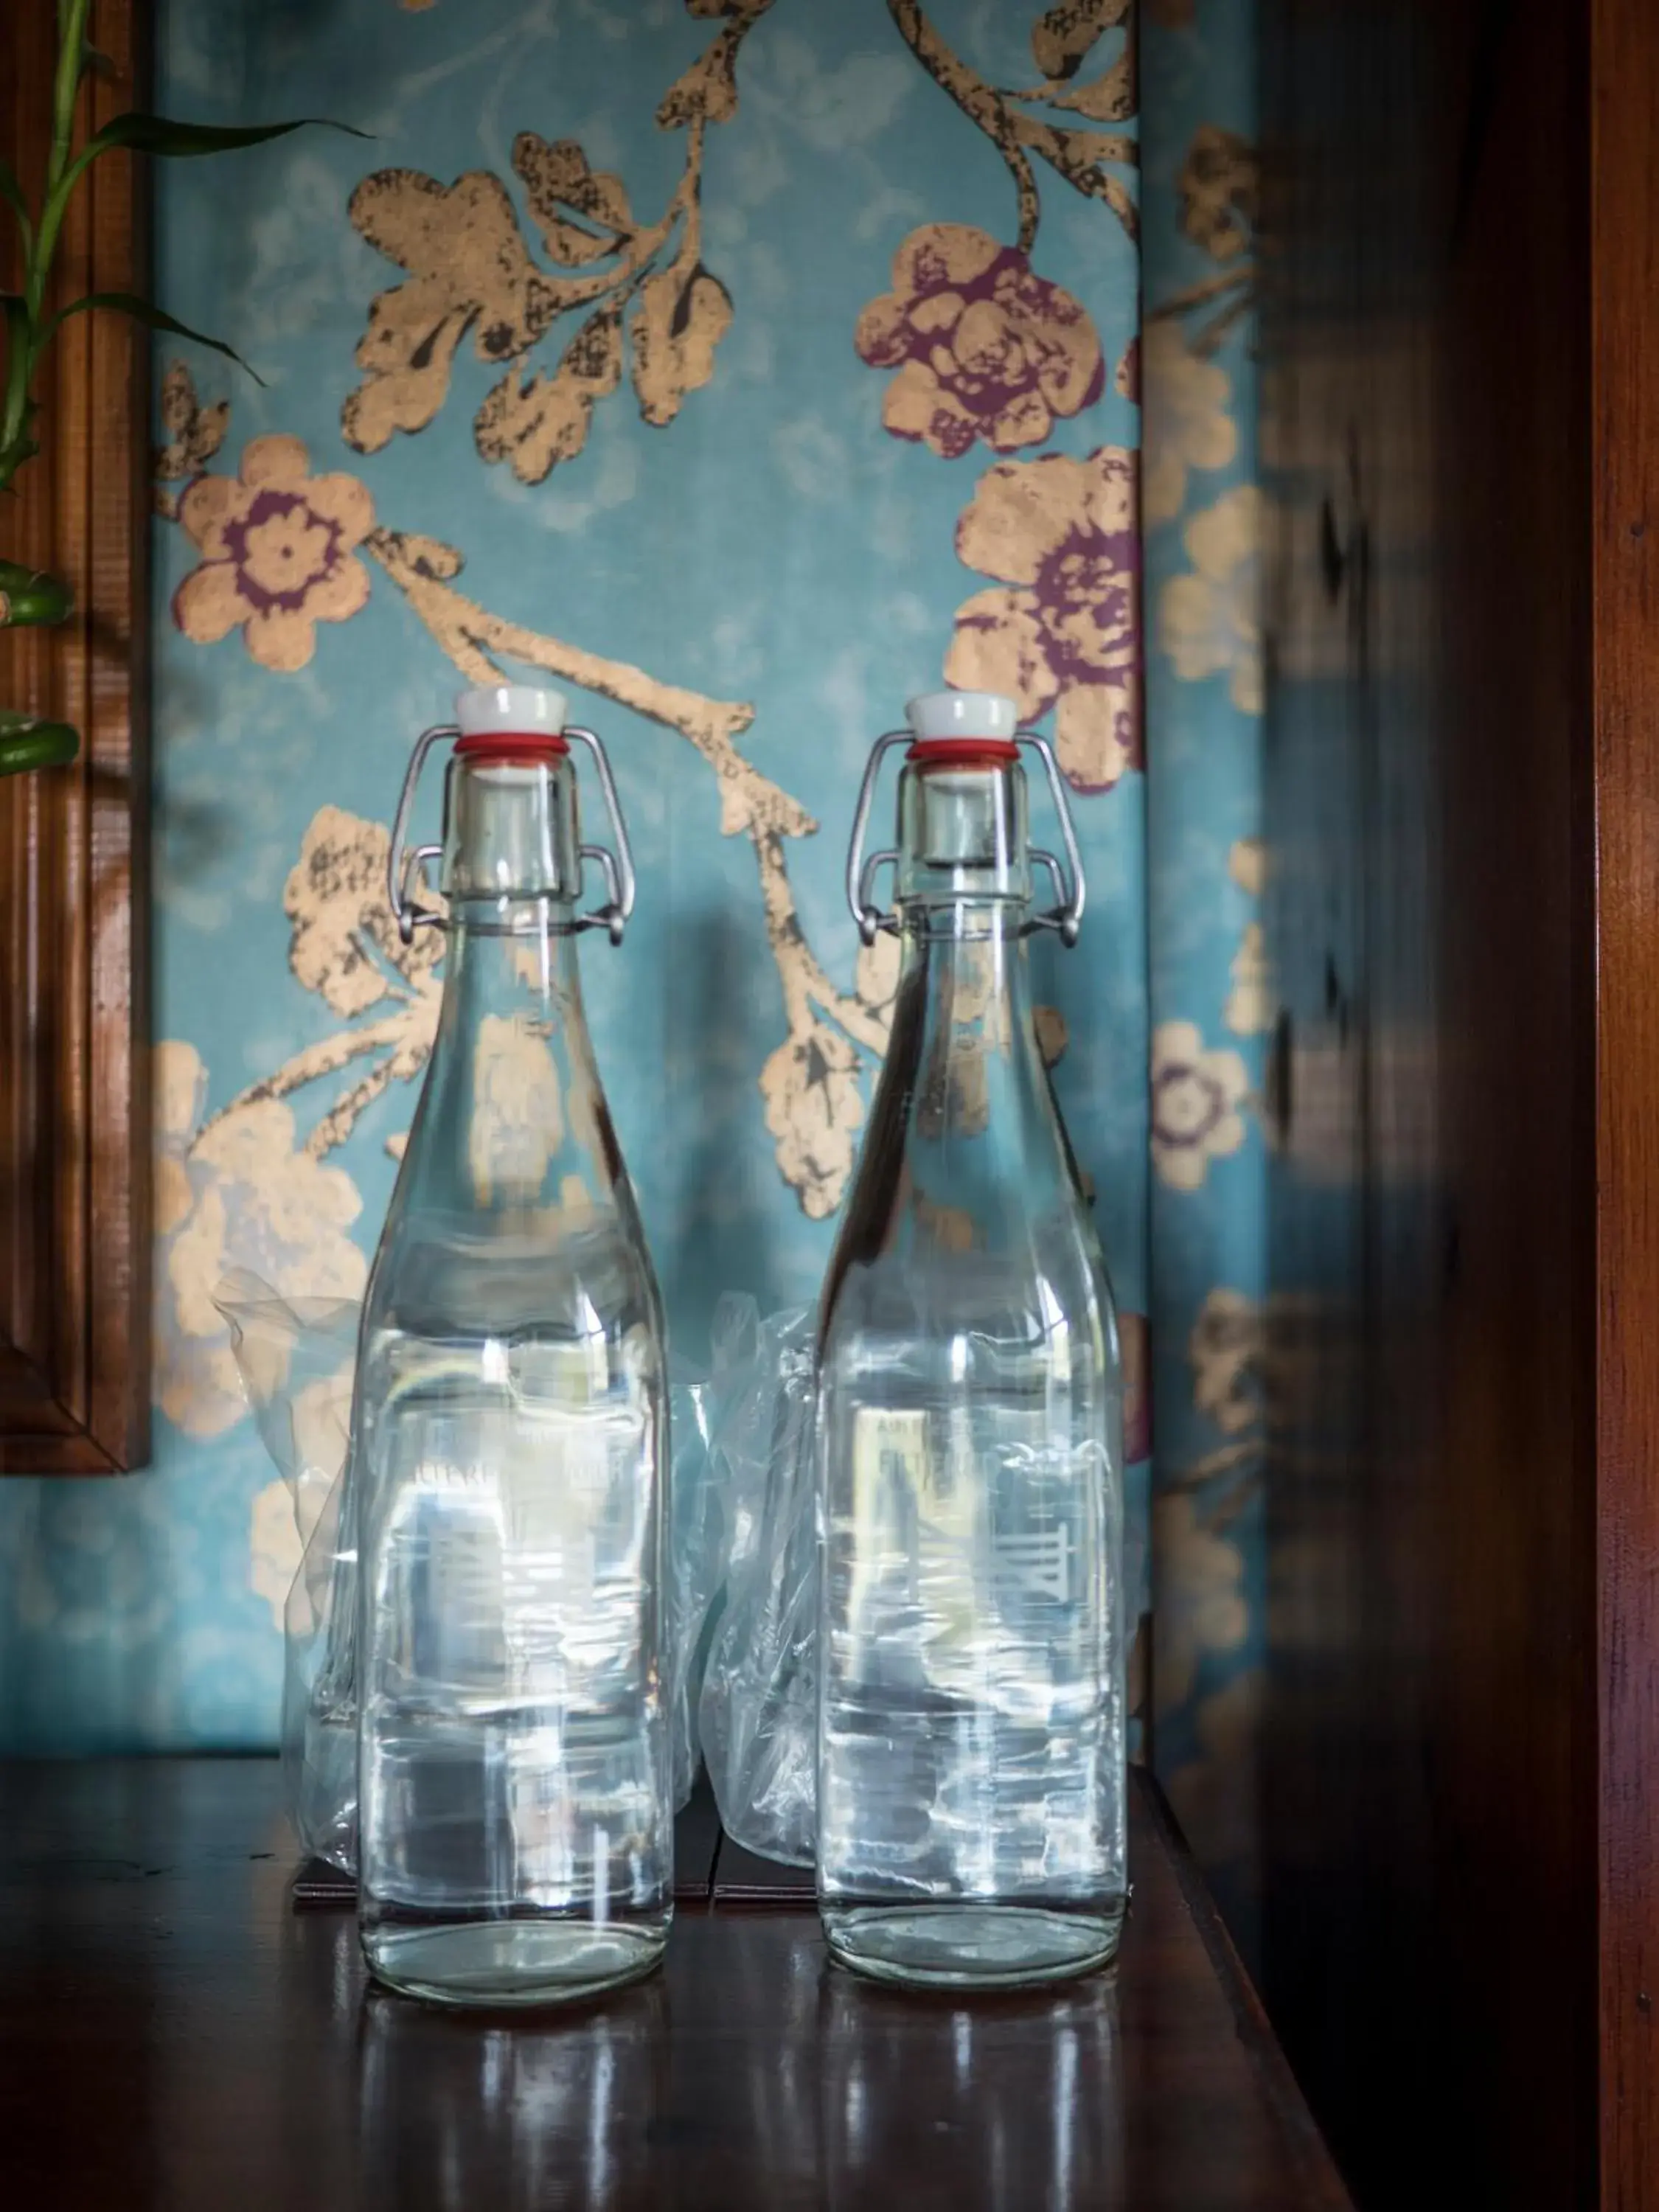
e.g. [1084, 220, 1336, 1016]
[1141, 0, 1265, 1936]
[0, 0, 1265, 1935]
[0, 0, 1158, 1751]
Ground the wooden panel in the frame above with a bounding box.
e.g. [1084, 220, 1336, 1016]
[0, 1759, 1352, 2210]
[1592, 2, 1659, 2203]
[0, 0, 150, 1473]
[1258, 1, 1597, 2204]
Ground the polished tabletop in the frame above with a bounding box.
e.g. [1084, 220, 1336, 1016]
[0, 1759, 1349, 2210]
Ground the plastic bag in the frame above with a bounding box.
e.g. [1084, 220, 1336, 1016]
[219, 1273, 721, 1871]
[697, 1297, 821, 1868]
[219, 1273, 361, 1872]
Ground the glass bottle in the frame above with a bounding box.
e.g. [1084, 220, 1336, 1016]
[353, 684, 671, 2008]
[815, 689, 1127, 1991]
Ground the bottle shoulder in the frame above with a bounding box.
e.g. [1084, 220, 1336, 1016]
[819, 1206, 1116, 1382]
[824, 1116, 1113, 1313]
[362, 1205, 665, 1352]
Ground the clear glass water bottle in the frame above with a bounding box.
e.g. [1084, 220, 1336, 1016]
[815, 689, 1127, 1990]
[354, 684, 671, 2007]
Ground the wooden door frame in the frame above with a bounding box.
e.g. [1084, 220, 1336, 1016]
[0, 0, 150, 1473]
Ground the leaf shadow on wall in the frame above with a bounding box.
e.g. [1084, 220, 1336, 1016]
[660, 903, 791, 1365]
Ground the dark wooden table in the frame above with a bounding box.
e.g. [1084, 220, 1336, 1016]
[0, 1760, 1349, 2210]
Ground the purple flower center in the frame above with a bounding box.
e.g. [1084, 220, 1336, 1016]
[1154, 1062, 1224, 1147]
[222, 489, 341, 614]
[1034, 527, 1139, 683]
[899, 247, 1084, 422]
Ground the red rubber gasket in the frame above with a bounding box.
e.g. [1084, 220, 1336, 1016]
[454, 730, 569, 763]
[905, 738, 1020, 768]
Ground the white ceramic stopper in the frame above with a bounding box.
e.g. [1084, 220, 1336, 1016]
[456, 683, 570, 737]
[905, 689, 1019, 742]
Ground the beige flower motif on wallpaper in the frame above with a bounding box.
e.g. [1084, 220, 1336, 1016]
[885, 0, 1136, 249]
[1228, 835, 1265, 898]
[1179, 122, 1257, 266]
[1151, 1018, 1249, 1191]
[288, 803, 445, 1023]
[153, 358, 229, 521]
[159, 349, 922, 1237]
[761, 1021, 869, 1224]
[149, 799, 454, 1436]
[248, 1365, 354, 1633]
[1190, 1285, 1265, 1436]
[1223, 837, 1274, 1037]
[1141, 319, 1236, 526]
[1159, 483, 1263, 715]
[852, 931, 902, 1032]
[1152, 1491, 1249, 1717]
[341, 4, 777, 483]
[1148, 124, 1258, 359]
[1225, 922, 1272, 1036]
[147, 0, 1142, 1427]
[173, 436, 375, 672]
[155, 1041, 369, 1439]
[855, 223, 1104, 459]
[947, 445, 1140, 793]
[468, 1013, 564, 1206]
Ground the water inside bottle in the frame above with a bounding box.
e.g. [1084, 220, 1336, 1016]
[817, 1327, 1126, 1989]
[357, 1229, 670, 2006]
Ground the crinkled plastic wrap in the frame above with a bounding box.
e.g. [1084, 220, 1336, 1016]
[218, 1272, 720, 1872]
[697, 1297, 820, 1868]
[218, 1273, 361, 1872]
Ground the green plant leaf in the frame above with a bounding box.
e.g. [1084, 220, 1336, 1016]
[80, 113, 366, 166]
[0, 430, 42, 495]
[36, 293, 265, 383]
[0, 712, 78, 776]
[0, 560, 73, 627]
[0, 296, 35, 490]
[0, 158, 31, 254]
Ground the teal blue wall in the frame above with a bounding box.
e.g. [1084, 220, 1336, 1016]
[0, 0, 1160, 1753]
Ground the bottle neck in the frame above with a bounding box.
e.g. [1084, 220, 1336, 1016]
[821, 895, 1072, 1290]
[441, 749, 582, 905]
[394, 896, 618, 1222]
[895, 756, 1031, 912]
[439, 894, 588, 1018]
[891, 757, 1045, 1143]
[896, 900, 1047, 1143]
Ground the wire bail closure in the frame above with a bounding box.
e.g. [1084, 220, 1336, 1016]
[844, 728, 1088, 949]
[387, 721, 637, 947]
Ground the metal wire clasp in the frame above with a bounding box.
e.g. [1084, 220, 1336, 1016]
[386, 720, 637, 947]
[563, 726, 636, 946]
[844, 728, 1088, 948]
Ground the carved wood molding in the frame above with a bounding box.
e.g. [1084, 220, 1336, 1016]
[0, 1, 150, 1472]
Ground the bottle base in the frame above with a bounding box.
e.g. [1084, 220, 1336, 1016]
[362, 1916, 668, 2008]
[821, 1900, 1124, 1992]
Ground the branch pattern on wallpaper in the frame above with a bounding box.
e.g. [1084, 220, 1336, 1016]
[341, 0, 778, 482]
[152, 0, 1141, 1437]
[886, 0, 1137, 251]
[1145, 122, 1256, 357]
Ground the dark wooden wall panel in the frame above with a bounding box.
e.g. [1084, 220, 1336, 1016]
[1259, 1, 1597, 2203]
[1592, 1, 1659, 2203]
[0, 0, 150, 1472]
